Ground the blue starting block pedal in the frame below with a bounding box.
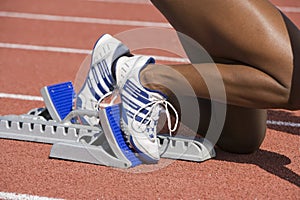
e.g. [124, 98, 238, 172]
[40, 81, 75, 121]
[50, 104, 142, 168]
[40, 81, 142, 168]
[98, 104, 142, 167]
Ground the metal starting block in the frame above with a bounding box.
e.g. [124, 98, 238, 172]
[0, 82, 216, 168]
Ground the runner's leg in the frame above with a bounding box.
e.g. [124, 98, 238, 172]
[149, 0, 299, 109]
[144, 0, 299, 153]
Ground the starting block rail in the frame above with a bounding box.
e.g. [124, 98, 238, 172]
[0, 114, 100, 144]
[0, 112, 215, 168]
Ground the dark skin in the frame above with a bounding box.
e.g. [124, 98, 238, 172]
[140, 0, 300, 153]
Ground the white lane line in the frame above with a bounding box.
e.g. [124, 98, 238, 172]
[87, 0, 300, 13]
[0, 92, 299, 128]
[279, 6, 300, 13]
[0, 42, 189, 63]
[266, 120, 300, 128]
[0, 11, 171, 28]
[0, 192, 63, 200]
[0, 42, 91, 54]
[0, 93, 43, 101]
[87, 0, 151, 4]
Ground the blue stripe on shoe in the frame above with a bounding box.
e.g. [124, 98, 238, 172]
[87, 78, 100, 100]
[122, 108, 149, 124]
[121, 95, 149, 115]
[121, 96, 151, 124]
[105, 104, 142, 167]
[91, 66, 100, 84]
[101, 60, 114, 84]
[91, 66, 107, 95]
[97, 60, 112, 89]
[124, 80, 151, 103]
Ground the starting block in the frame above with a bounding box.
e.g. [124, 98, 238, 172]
[0, 82, 216, 168]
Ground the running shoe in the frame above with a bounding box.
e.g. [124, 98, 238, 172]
[76, 34, 129, 125]
[115, 55, 178, 163]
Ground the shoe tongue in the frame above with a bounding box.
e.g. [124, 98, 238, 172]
[115, 56, 155, 80]
[115, 56, 131, 83]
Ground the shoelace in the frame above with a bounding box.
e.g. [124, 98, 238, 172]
[132, 100, 179, 137]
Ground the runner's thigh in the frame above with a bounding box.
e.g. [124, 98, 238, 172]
[151, 0, 294, 91]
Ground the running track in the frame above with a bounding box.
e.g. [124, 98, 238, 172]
[0, 0, 299, 199]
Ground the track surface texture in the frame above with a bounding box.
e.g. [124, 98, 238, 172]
[0, 0, 299, 199]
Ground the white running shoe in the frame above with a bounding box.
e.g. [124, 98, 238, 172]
[76, 34, 129, 125]
[116, 55, 178, 163]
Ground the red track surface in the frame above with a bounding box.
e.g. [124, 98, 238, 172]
[0, 0, 299, 199]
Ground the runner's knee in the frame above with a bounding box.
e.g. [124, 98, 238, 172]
[193, 99, 267, 154]
[216, 106, 267, 154]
